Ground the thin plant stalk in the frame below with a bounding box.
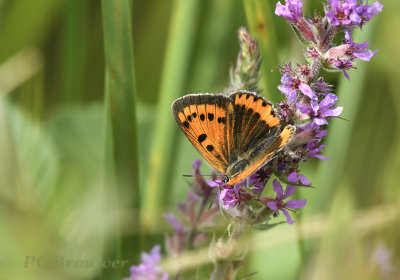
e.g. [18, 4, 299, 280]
[313, 22, 377, 212]
[142, 0, 201, 232]
[243, 0, 281, 102]
[101, 0, 139, 278]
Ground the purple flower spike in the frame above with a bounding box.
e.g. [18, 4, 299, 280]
[126, 245, 169, 280]
[275, 0, 303, 23]
[264, 180, 307, 224]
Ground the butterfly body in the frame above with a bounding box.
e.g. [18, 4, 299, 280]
[172, 91, 295, 185]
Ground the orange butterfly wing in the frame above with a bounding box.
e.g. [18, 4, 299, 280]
[172, 94, 234, 173]
[225, 92, 295, 185]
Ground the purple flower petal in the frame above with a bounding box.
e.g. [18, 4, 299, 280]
[275, 0, 303, 23]
[314, 117, 329, 125]
[272, 179, 284, 199]
[354, 49, 378, 61]
[207, 179, 222, 188]
[298, 174, 311, 185]
[319, 94, 338, 110]
[281, 208, 295, 224]
[163, 213, 185, 233]
[267, 201, 279, 211]
[296, 102, 312, 114]
[323, 106, 343, 117]
[128, 245, 169, 280]
[282, 185, 297, 199]
[299, 83, 318, 100]
[287, 172, 298, 183]
[285, 199, 307, 209]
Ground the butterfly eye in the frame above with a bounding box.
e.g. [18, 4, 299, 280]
[223, 175, 229, 183]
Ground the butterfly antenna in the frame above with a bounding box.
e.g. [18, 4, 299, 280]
[182, 174, 214, 178]
[336, 116, 349, 122]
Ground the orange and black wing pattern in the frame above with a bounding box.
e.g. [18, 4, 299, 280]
[172, 91, 296, 186]
[171, 94, 234, 173]
[224, 91, 295, 185]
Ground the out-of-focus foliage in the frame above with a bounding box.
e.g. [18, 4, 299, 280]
[0, 0, 398, 279]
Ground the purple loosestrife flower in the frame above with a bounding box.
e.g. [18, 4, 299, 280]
[288, 171, 311, 185]
[275, 0, 303, 23]
[262, 180, 307, 224]
[247, 166, 272, 194]
[325, 0, 358, 26]
[307, 141, 328, 160]
[313, 77, 333, 95]
[207, 179, 252, 209]
[126, 245, 168, 280]
[207, 180, 240, 209]
[344, 29, 378, 61]
[325, 0, 382, 27]
[334, 59, 354, 79]
[220, 186, 241, 209]
[297, 93, 343, 125]
[278, 73, 318, 103]
[352, 0, 383, 27]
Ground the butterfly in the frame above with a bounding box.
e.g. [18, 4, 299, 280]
[171, 91, 295, 186]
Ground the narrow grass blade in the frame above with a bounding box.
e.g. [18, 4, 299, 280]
[313, 22, 377, 212]
[142, 0, 201, 232]
[61, 0, 89, 103]
[243, 0, 281, 102]
[101, 0, 139, 278]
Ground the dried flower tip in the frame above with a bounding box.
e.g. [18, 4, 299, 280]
[230, 27, 262, 92]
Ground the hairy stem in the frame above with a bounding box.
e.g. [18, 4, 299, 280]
[187, 188, 211, 250]
[210, 223, 248, 280]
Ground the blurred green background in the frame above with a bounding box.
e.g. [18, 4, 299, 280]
[0, 0, 398, 279]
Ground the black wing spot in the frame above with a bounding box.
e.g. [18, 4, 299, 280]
[206, 145, 214, 152]
[198, 134, 207, 143]
[253, 97, 259, 102]
[246, 94, 251, 99]
[183, 121, 190, 128]
[208, 113, 214, 121]
[192, 113, 197, 118]
[248, 108, 253, 115]
[254, 112, 260, 120]
[187, 115, 192, 122]
[217, 117, 226, 124]
[262, 102, 267, 107]
[200, 114, 205, 121]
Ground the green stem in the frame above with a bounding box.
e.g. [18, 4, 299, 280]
[243, 0, 281, 102]
[142, 0, 201, 232]
[101, 0, 139, 278]
[210, 223, 248, 280]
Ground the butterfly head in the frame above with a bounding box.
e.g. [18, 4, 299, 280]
[222, 175, 230, 184]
